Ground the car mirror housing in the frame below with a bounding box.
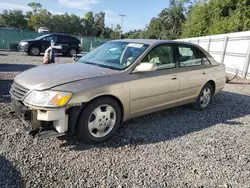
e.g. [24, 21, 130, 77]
[133, 62, 157, 73]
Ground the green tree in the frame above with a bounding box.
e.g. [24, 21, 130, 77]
[147, 17, 162, 39]
[182, 0, 250, 38]
[68, 14, 83, 35]
[101, 27, 113, 38]
[149, 0, 187, 39]
[124, 29, 148, 39]
[94, 12, 105, 37]
[83, 11, 95, 36]
[28, 2, 42, 15]
[28, 9, 53, 31]
[126, 0, 189, 40]
[110, 24, 121, 39]
[0, 10, 27, 29]
[181, 2, 210, 38]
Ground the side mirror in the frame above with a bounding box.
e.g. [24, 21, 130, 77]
[133, 62, 157, 73]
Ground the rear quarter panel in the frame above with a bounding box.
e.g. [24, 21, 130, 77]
[198, 45, 226, 94]
[212, 64, 226, 94]
[202, 64, 226, 95]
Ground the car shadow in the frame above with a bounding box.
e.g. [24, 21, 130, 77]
[0, 79, 13, 103]
[0, 64, 36, 72]
[0, 156, 24, 188]
[59, 90, 250, 151]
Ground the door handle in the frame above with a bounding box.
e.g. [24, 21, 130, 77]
[171, 75, 177, 80]
[202, 72, 206, 75]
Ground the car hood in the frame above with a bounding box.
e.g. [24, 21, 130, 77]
[20, 39, 38, 42]
[14, 63, 119, 90]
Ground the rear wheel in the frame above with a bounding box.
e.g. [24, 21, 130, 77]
[194, 83, 213, 111]
[76, 97, 121, 144]
[29, 46, 40, 56]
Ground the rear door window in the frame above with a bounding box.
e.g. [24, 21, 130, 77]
[178, 46, 202, 67]
[58, 36, 74, 43]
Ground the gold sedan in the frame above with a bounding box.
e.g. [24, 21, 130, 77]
[10, 39, 226, 143]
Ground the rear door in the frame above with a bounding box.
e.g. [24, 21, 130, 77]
[56, 35, 70, 53]
[177, 44, 207, 103]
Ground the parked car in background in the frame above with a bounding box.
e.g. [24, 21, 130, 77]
[18, 33, 82, 56]
[10, 39, 225, 144]
[38, 27, 49, 33]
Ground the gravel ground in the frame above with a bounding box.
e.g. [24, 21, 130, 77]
[1, 51, 250, 188]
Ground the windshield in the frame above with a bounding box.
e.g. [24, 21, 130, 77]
[78, 41, 149, 70]
[35, 34, 50, 40]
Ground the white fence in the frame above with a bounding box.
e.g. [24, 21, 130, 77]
[177, 31, 250, 79]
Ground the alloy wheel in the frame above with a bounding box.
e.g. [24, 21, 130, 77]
[200, 87, 212, 108]
[88, 105, 116, 138]
[31, 47, 40, 56]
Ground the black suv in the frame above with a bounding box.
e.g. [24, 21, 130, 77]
[18, 33, 82, 56]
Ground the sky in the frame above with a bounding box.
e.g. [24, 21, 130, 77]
[0, 0, 169, 32]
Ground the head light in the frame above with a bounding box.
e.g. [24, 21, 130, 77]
[24, 90, 73, 107]
[20, 41, 28, 46]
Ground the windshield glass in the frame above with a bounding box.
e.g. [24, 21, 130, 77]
[35, 34, 50, 40]
[78, 41, 149, 70]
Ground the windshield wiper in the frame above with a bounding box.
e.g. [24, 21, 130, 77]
[81, 61, 121, 70]
[80, 61, 97, 66]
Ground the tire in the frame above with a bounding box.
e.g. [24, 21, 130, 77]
[68, 48, 77, 57]
[76, 97, 121, 144]
[29, 46, 40, 56]
[194, 83, 213, 111]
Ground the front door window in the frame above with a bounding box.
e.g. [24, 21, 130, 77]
[142, 44, 176, 70]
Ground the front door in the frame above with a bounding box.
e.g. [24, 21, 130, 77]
[129, 44, 180, 116]
[40, 35, 53, 52]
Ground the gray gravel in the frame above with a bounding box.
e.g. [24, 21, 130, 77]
[1, 51, 250, 187]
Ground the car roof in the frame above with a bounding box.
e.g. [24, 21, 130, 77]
[114, 39, 198, 46]
[52, 33, 74, 37]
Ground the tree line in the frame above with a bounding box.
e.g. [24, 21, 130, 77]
[124, 0, 250, 39]
[0, 1, 249, 39]
[0, 2, 121, 39]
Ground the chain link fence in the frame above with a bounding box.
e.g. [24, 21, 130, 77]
[0, 29, 109, 52]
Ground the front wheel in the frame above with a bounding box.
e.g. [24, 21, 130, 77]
[194, 83, 213, 111]
[76, 97, 121, 144]
[69, 48, 77, 57]
[29, 46, 40, 56]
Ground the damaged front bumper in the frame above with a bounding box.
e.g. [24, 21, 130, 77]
[11, 99, 71, 138]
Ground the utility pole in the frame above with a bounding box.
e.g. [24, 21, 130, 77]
[119, 14, 126, 39]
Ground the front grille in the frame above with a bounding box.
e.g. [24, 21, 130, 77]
[10, 82, 30, 100]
